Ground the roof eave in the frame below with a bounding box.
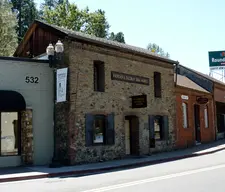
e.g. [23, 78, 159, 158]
[176, 84, 211, 94]
[67, 33, 178, 65]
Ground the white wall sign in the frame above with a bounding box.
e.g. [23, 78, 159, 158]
[56, 68, 68, 103]
[181, 95, 189, 100]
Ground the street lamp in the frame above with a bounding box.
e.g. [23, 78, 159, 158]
[46, 40, 64, 168]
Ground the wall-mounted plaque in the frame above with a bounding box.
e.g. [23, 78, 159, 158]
[111, 71, 149, 85]
[196, 97, 209, 104]
[131, 95, 147, 108]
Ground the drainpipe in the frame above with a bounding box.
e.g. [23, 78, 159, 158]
[174, 61, 179, 147]
[212, 83, 217, 141]
[175, 61, 179, 87]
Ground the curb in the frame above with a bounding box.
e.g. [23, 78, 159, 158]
[1, 146, 225, 183]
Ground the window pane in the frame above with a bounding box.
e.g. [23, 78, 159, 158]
[204, 107, 209, 128]
[93, 117, 105, 144]
[154, 116, 163, 140]
[182, 103, 188, 128]
[1, 112, 19, 156]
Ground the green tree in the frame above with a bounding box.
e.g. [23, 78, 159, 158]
[108, 32, 125, 43]
[147, 43, 170, 58]
[10, 0, 38, 42]
[40, 0, 65, 10]
[42, 0, 110, 38]
[0, 0, 18, 56]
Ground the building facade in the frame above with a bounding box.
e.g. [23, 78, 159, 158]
[65, 41, 177, 164]
[14, 20, 178, 165]
[175, 74, 215, 149]
[177, 64, 224, 140]
[214, 82, 225, 140]
[0, 57, 53, 167]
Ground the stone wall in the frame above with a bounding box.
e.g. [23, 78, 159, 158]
[21, 109, 34, 165]
[65, 40, 176, 164]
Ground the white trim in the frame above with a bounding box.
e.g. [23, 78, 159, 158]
[204, 107, 209, 128]
[182, 102, 188, 128]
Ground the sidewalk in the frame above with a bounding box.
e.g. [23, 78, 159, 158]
[1, 140, 225, 183]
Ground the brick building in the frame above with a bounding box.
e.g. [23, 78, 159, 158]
[175, 74, 215, 149]
[214, 82, 225, 139]
[177, 64, 225, 140]
[14, 20, 178, 165]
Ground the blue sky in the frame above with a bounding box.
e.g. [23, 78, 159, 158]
[34, 0, 225, 76]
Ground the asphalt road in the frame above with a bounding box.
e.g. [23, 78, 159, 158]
[1, 149, 225, 192]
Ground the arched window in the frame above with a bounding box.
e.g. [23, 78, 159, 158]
[182, 103, 188, 128]
[204, 106, 209, 128]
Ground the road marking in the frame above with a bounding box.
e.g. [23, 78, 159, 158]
[81, 163, 225, 192]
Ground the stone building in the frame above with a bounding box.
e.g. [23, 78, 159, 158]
[14, 20, 178, 165]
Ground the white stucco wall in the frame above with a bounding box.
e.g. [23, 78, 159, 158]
[0, 58, 53, 167]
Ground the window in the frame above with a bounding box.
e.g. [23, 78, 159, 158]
[154, 116, 164, 140]
[149, 115, 169, 143]
[85, 113, 115, 146]
[93, 115, 106, 144]
[182, 103, 188, 128]
[1, 112, 20, 156]
[94, 61, 105, 92]
[154, 72, 162, 98]
[204, 106, 209, 128]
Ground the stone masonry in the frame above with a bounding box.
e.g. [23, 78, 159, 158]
[56, 40, 176, 165]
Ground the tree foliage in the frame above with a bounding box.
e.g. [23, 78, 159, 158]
[108, 32, 125, 43]
[0, 0, 18, 56]
[42, 0, 125, 42]
[42, 1, 110, 38]
[10, 0, 38, 42]
[40, 0, 65, 11]
[147, 43, 170, 58]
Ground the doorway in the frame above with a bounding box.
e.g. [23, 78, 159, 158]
[124, 116, 139, 156]
[194, 104, 201, 143]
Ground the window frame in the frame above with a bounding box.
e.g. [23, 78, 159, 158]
[154, 72, 162, 98]
[182, 102, 188, 128]
[0, 111, 21, 157]
[204, 105, 209, 128]
[93, 60, 105, 92]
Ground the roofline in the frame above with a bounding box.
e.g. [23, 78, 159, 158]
[175, 84, 211, 95]
[0, 56, 49, 63]
[13, 20, 67, 57]
[14, 20, 179, 65]
[66, 34, 178, 65]
[178, 64, 225, 86]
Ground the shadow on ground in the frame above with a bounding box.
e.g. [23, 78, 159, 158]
[56, 140, 225, 179]
[0, 140, 225, 179]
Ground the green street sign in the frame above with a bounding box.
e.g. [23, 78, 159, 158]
[208, 51, 225, 68]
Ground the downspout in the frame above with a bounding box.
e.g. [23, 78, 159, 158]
[212, 83, 217, 141]
[175, 61, 179, 87]
[174, 61, 179, 148]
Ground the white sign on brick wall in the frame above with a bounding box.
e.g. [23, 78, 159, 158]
[181, 95, 189, 100]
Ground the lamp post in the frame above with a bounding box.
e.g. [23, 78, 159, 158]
[46, 40, 64, 168]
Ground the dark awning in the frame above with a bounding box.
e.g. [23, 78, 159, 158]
[0, 90, 26, 111]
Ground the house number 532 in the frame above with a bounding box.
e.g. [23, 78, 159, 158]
[25, 76, 39, 84]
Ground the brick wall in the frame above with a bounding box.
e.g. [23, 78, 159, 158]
[176, 87, 215, 149]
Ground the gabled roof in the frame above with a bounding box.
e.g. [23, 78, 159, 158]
[179, 64, 225, 86]
[175, 74, 210, 93]
[14, 20, 179, 65]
